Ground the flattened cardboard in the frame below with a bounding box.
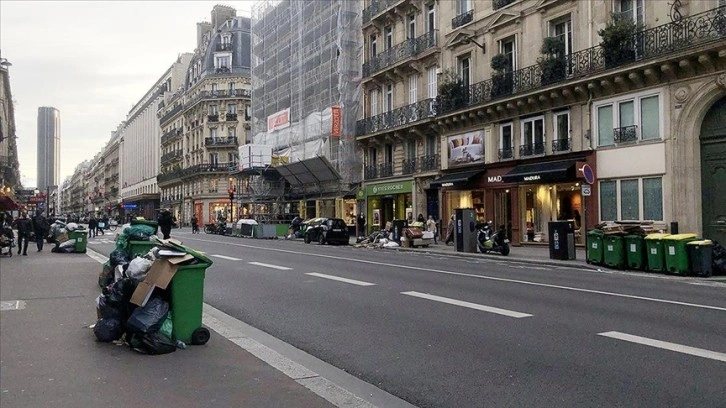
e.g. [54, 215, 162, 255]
[129, 254, 193, 306]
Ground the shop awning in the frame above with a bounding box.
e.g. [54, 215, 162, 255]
[429, 169, 485, 188]
[501, 160, 579, 183]
[0, 195, 19, 211]
[276, 156, 341, 187]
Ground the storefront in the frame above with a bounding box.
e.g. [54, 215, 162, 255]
[363, 180, 413, 234]
[430, 169, 486, 238]
[480, 165, 517, 243]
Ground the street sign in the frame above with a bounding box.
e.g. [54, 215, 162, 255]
[580, 164, 595, 185]
[581, 185, 592, 196]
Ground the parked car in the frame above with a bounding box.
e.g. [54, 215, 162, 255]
[303, 218, 349, 245]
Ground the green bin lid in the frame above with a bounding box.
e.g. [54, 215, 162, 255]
[686, 239, 713, 246]
[645, 233, 670, 240]
[662, 233, 697, 240]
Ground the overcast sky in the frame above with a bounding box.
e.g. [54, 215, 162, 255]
[1, 0, 254, 189]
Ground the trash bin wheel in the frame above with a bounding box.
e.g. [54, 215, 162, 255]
[191, 327, 210, 345]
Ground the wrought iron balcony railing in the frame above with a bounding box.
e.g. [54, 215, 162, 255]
[208, 114, 219, 122]
[160, 150, 183, 164]
[436, 5, 726, 116]
[452, 10, 473, 29]
[613, 125, 638, 143]
[498, 147, 514, 160]
[159, 103, 183, 124]
[552, 138, 571, 152]
[363, 30, 438, 77]
[216, 43, 233, 52]
[204, 137, 238, 147]
[225, 113, 238, 121]
[493, 0, 515, 10]
[379, 162, 393, 178]
[157, 162, 235, 184]
[519, 142, 546, 157]
[402, 158, 417, 174]
[419, 154, 439, 172]
[356, 98, 437, 136]
[362, 0, 401, 24]
[161, 128, 182, 145]
[364, 164, 378, 180]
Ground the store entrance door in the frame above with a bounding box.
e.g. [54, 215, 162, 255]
[381, 196, 395, 228]
[426, 189, 439, 220]
[494, 190, 512, 240]
[700, 96, 726, 244]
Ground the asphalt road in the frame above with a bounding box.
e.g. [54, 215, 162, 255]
[88, 230, 726, 408]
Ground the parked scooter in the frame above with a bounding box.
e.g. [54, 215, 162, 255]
[476, 222, 510, 256]
[204, 222, 227, 235]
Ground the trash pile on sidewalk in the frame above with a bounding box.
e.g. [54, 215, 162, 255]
[94, 222, 213, 354]
[49, 221, 88, 253]
[590, 220, 669, 236]
[354, 229, 399, 248]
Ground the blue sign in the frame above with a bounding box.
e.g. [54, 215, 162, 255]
[581, 164, 595, 185]
[123, 204, 137, 209]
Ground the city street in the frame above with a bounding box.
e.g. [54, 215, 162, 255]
[88, 231, 726, 408]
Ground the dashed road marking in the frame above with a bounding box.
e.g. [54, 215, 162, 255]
[598, 331, 726, 363]
[306, 273, 376, 286]
[248, 261, 292, 270]
[212, 254, 242, 261]
[401, 291, 533, 318]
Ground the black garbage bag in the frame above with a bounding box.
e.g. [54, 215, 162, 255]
[126, 296, 169, 334]
[127, 331, 177, 355]
[94, 318, 124, 342]
[712, 241, 726, 275]
[98, 260, 114, 288]
[101, 278, 139, 322]
[109, 249, 131, 269]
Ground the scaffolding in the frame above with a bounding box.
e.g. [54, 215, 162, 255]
[251, 0, 362, 189]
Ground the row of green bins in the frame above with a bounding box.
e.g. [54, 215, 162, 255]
[663, 233, 698, 275]
[586, 230, 604, 265]
[625, 235, 647, 270]
[68, 228, 88, 253]
[687, 240, 713, 277]
[645, 233, 670, 272]
[603, 235, 626, 269]
[167, 243, 214, 345]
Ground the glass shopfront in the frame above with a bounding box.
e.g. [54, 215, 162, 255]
[364, 180, 413, 234]
[520, 182, 583, 244]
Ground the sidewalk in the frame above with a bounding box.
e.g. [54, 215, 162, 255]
[0, 250, 336, 408]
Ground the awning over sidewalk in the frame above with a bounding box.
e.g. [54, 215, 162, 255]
[0, 195, 19, 211]
[429, 169, 484, 188]
[276, 156, 341, 187]
[501, 160, 579, 183]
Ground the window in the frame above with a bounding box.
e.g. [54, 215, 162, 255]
[210, 128, 218, 139]
[408, 14, 416, 39]
[499, 123, 513, 159]
[553, 111, 570, 152]
[408, 74, 418, 104]
[598, 177, 663, 221]
[215, 55, 230, 68]
[368, 147, 377, 165]
[385, 26, 393, 49]
[550, 17, 572, 55]
[228, 127, 236, 137]
[616, 0, 644, 25]
[209, 179, 218, 193]
[520, 116, 545, 156]
[209, 105, 218, 115]
[427, 66, 438, 98]
[211, 83, 218, 93]
[385, 143, 393, 165]
[426, 133, 437, 156]
[228, 82, 235, 92]
[499, 37, 516, 71]
[458, 55, 471, 87]
[427, 4, 436, 32]
[595, 93, 661, 146]
[406, 139, 416, 160]
[227, 152, 236, 163]
[457, 0, 471, 14]
[384, 83, 393, 112]
[370, 88, 379, 116]
[370, 34, 377, 59]
[227, 103, 237, 114]
[209, 153, 219, 166]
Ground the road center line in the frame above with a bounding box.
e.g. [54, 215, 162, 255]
[181, 237, 726, 313]
[306, 273, 376, 286]
[212, 254, 242, 261]
[401, 291, 532, 318]
[598, 331, 726, 363]
[249, 262, 292, 270]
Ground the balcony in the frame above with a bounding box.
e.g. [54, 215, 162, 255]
[363, 30, 438, 78]
[161, 150, 183, 164]
[552, 138, 571, 153]
[216, 43, 233, 52]
[356, 98, 437, 136]
[379, 162, 393, 178]
[419, 154, 439, 172]
[493, 0, 515, 10]
[204, 137, 238, 147]
[362, 0, 403, 24]
[215, 66, 231, 74]
[452, 10, 473, 29]
[364, 164, 377, 180]
[519, 143, 545, 157]
[436, 5, 726, 116]
[613, 125, 638, 144]
[402, 158, 417, 175]
[208, 114, 219, 122]
[184, 89, 252, 110]
[159, 103, 183, 124]
[161, 128, 182, 145]
[225, 113, 238, 121]
[157, 162, 235, 184]
[498, 147, 514, 160]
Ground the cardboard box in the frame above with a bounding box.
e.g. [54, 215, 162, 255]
[130, 254, 193, 307]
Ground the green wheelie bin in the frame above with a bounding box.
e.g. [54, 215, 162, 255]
[663, 233, 698, 275]
[68, 228, 88, 253]
[687, 240, 713, 277]
[644, 233, 670, 272]
[586, 230, 604, 265]
[625, 235, 647, 270]
[126, 240, 158, 258]
[603, 235, 626, 269]
[168, 246, 214, 345]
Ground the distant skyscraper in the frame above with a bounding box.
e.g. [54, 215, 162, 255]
[37, 106, 60, 189]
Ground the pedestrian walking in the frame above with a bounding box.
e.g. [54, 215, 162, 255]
[191, 214, 199, 234]
[426, 215, 438, 244]
[31, 210, 49, 252]
[157, 209, 174, 240]
[88, 215, 98, 238]
[445, 214, 455, 245]
[11, 211, 32, 255]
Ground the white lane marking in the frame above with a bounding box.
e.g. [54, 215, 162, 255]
[86, 249, 108, 264]
[181, 237, 726, 313]
[598, 331, 726, 363]
[306, 273, 376, 287]
[212, 254, 242, 261]
[248, 261, 292, 270]
[401, 291, 532, 318]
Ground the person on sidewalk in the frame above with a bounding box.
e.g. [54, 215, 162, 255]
[426, 215, 438, 244]
[31, 210, 49, 252]
[88, 215, 98, 238]
[445, 214, 455, 245]
[157, 209, 174, 240]
[191, 214, 199, 234]
[11, 212, 31, 255]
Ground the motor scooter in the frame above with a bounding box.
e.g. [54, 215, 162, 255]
[476, 222, 510, 256]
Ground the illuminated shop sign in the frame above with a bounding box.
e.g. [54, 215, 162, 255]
[487, 176, 502, 183]
[365, 181, 413, 196]
[523, 175, 541, 181]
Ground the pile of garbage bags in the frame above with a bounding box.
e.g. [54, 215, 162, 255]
[50, 222, 85, 253]
[98, 223, 157, 288]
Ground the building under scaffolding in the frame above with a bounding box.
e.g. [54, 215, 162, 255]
[246, 0, 362, 223]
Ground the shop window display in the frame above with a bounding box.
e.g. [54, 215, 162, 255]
[522, 183, 583, 243]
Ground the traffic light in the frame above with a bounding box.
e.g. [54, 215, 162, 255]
[228, 187, 235, 201]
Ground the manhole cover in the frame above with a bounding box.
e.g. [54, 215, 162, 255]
[0, 300, 26, 311]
